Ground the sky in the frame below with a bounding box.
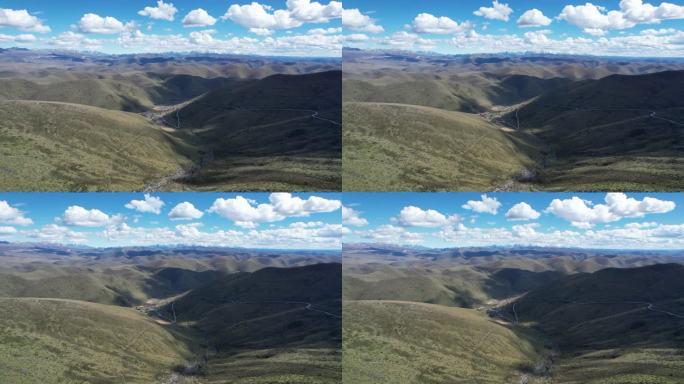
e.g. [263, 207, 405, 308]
[342, 192, 684, 250]
[0, 0, 342, 56]
[0, 192, 342, 249]
[343, 0, 684, 57]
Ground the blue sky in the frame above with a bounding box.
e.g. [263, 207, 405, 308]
[342, 192, 684, 249]
[0, 0, 342, 56]
[342, 0, 684, 56]
[0, 192, 342, 249]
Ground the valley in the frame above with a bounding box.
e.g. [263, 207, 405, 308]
[342, 50, 684, 191]
[0, 49, 341, 192]
[342, 244, 684, 383]
[0, 243, 342, 383]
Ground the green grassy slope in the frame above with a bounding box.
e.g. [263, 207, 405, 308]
[343, 300, 541, 384]
[177, 70, 341, 191]
[0, 100, 195, 191]
[343, 102, 540, 191]
[517, 70, 684, 191]
[0, 298, 190, 384]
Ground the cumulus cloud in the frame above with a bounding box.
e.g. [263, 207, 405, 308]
[474, 1, 513, 21]
[342, 206, 368, 226]
[63, 206, 123, 227]
[505, 202, 541, 221]
[77, 13, 132, 34]
[0, 226, 17, 235]
[411, 13, 472, 34]
[360, 224, 423, 244]
[308, 27, 341, 34]
[545, 193, 675, 228]
[209, 193, 340, 227]
[462, 194, 501, 215]
[558, 1, 684, 35]
[378, 31, 436, 50]
[0, 33, 35, 43]
[0, 8, 50, 33]
[182, 8, 217, 27]
[397, 206, 458, 227]
[125, 194, 165, 215]
[48, 31, 101, 49]
[168, 202, 204, 220]
[0, 201, 33, 226]
[25, 224, 87, 243]
[224, 1, 341, 33]
[517, 8, 552, 27]
[138, 0, 178, 21]
[342, 8, 384, 33]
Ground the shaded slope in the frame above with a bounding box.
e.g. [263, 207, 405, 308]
[343, 300, 541, 384]
[0, 100, 195, 191]
[343, 102, 540, 191]
[0, 298, 190, 384]
[517, 70, 684, 191]
[175, 70, 341, 191]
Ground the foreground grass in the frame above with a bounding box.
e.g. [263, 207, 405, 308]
[342, 102, 539, 191]
[343, 300, 541, 384]
[0, 298, 190, 384]
[0, 100, 195, 191]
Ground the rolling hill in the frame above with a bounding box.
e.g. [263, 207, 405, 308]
[343, 49, 684, 191]
[343, 300, 542, 384]
[0, 244, 342, 383]
[0, 49, 341, 191]
[0, 100, 195, 191]
[177, 70, 342, 191]
[343, 102, 540, 191]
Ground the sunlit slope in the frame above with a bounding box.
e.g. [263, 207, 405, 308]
[0, 100, 195, 191]
[343, 300, 541, 384]
[517, 70, 684, 191]
[0, 298, 190, 384]
[343, 102, 540, 191]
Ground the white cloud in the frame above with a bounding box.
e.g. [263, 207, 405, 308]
[48, 31, 101, 49]
[63, 206, 123, 227]
[342, 33, 369, 42]
[474, 1, 513, 21]
[378, 31, 436, 50]
[342, 8, 384, 33]
[462, 194, 501, 215]
[546, 193, 675, 228]
[517, 8, 552, 27]
[0, 8, 50, 33]
[138, 0, 178, 21]
[224, 1, 341, 32]
[182, 8, 217, 27]
[0, 226, 17, 235]
[125, 194, 165, 215]
[0, 33, 35, 42]
[77, 13, 131, 34]
[506, 202, 541, 221]
[397, 206, 457, 227]
[411, 13, 472, 34]
[308, 27, 341, 34]
[25, 224, 87, 243]
[0, 201, 33, 226]
[359, 224, 423, 244]
[168, 202, 204, 220]
[342, 206, 368, 226]
[209, 193, 339, 227]
[620, 0, 684, 23]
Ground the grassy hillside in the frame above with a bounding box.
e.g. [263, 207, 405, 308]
[165, 263, 341, 383]
[177, 70, 341, 191]
[515, 70, 684, 191]
[343, 102, 540, 191]
[0, 100, 196, 191]
[343, 300, 541, 384]
[0, 298, 190, 383]
[508, 264, 684, 383]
